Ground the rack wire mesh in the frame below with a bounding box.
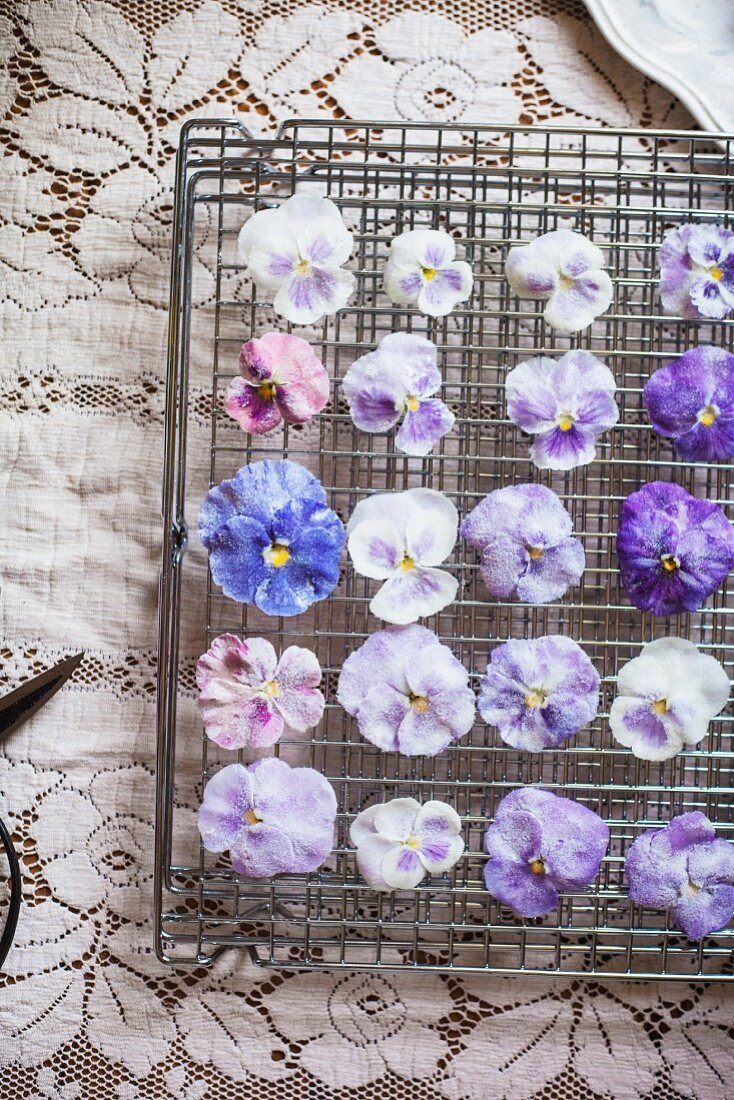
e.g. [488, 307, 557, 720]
[155, 118, 734, 979]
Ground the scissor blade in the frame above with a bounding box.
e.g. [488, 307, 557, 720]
[0, 653, 85, 742]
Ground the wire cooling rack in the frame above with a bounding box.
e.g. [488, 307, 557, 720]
[155, 119, 734, 979]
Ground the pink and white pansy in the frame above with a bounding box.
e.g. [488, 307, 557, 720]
[196, 633, 325, 750]
[237, 193, 355, 325]
[347, 488, 459, 623]
[350, 797, 465, 890]
[384, 228, 473, 317]
[225, 332, 330, 435]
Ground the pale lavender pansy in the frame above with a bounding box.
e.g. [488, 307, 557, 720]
[196, 633, 326, 751]
[609, 637, 729, 762]
[478, 635, 600, 752]
[505, 228, 613, 333]
[198, 758, 337, 877]
[383, 229, 473, 317]
[461, 483, 585, 604]
[337, 624, 475, 756]
[505, 351, 619, 470]
[484, 787, 610, 918]
[350, 797, 465, 890]
[237, 193, 355, 325]
[643, 345, 734, 463]
[626, 812, 734, 940]
[342, 332, 455, 456]
[658, 223, 734, 321]
[347, 488, 459, 624]
[225, 332, 330, 435]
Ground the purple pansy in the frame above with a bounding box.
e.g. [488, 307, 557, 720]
[643, 345, 734, 463]
[238, 193, 355, 325]
[225, 332, 330, 435]
[197, 634, 325, 750]
[626, 812, 734, 940]
[478, 635, 600, 752]
[347, 488, 459, 624]
[350, 797, 465, 890]
[610, 637, 729, 762]
[505, 351, 619, 470]
[198, 758, 337, 877]
[198, 459, 345, 616]
[383, 229, 473, 318]
[616, 481, 734, 617]
[337, 624, 475, 756]
[658, 223, 734, 321]
[484, 787, 610, 918]
[505, 228, 613, 333]
[461, 484, 585, 605]
[342, 332, 455, 456]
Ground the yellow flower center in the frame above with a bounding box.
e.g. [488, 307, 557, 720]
[263, 679, 279, 698]
[409, 693, 429, 714]
[524, 688, 546, 709]
[652, 698, 668, 716]
[529, 858, 546, 875]
[406, 395, 421, 412]
[257, 381, 277, 401]
[559, 273, 574, 290]
[526, 545, 544, 560]
[264, 542, 291, 568]
[711, 265, 724, 282]
[699, 405, 718, 427]
[558, 413, 575, 432]
[405, 834, 422, 849]
[295, 258, 311, 276]
[421, 266, 438, 282]
[399, 554, 416, 572]
[244, 809, 262, 826]
[660, 554, 679, 574]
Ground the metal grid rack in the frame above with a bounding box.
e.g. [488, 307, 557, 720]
[155, 118, 734, 979]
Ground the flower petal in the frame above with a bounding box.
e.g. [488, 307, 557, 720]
[349, 804, 379, 846]
[404, 488, 458, 565]
[514, 538, 586, 604]
[374, 797, 421, 842]
[274, 645, 324, 733]
[485, 858, 559, 917]
[543, 270, 613, 333]
[352, 684, 411, 751]
[354, 833, 395, 890]
[348, 517, 405, 579]
[415, 801, 464, 872]
[198, 765, 252, 853]
[530, 424, 598, 470]
[388, 228, 456, 269]
[416, 262, 473, 317]
[225, 378, 284, 435]
[380, 844, 426, 889]
[609, 697, 683, 761]
[274, 265, 355, 325]
[369, 566, 458, 624]
[395, 398, 455, 455]
[337, 624, 433, 713]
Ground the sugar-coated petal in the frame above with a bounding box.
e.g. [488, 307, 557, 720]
[349, 804, 380, 847]
[395, 398, 455, 456]
[369, 565, 458, 624]
[380, 844, 426, 889]
[354, 832, 396, 890]
[348, 518, 405, 579]
[351, 685, 412, 751]
[347, 491, 409, 539]
[225, 378, 284, 435]
[199, 458, 326, 537]
[674, 882, 734, 941]
[484, 858, 560, 918]
[198, 764, 254, 853]
[542, 270, 613, 333]
[416, 262, 473, 317]
[486, 808, 543, 865]
[374, 798, 421, 843]
[342, 346, 404, 433]
[530, 424, 598, 470]
[230, 823, 297, 877]
[207, 514, 271, 603]
[388, 228, 456, 269]
[404, 488, 459, 566]
[337, 624, 435, 714]
[274, 264, 355, 325]
[414, 800, 464, 873]
[643, 345, 734, 463]
[273, 646, 325, 733]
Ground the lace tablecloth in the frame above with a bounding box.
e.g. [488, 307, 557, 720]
[1, 1, 732, 1097]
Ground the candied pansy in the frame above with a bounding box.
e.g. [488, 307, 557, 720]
[505, 228, 613, 333]
[617, 481, 734, 617]
[342, 332, 455, 456]
[461, 484, 585, 605]
[626, 812, 734, 940]
[198, 459, 345, 616]
[658, 223, 734, 321]
[609, 637, 729, 762]
[337, 624, 475, 756]
[505, 351, 618, 470]
[198, 758, 337, 877]
[237, 193, 355, 325]
[484, 787, 610, 918]
[643, 345, 734, 463]
[196, 633, 326, 750]
[350, 797, 465, 891]
[225, 332, 330, 435]
[383, 229, 473, 318]
[478, 635, 600, 752]
[347, 488, 459, 624]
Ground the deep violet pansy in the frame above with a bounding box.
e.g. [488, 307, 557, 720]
[198, 459, 345, 616]
[616, 481, 734, 617]
[658, 223, 734, 321]
[237, 193, 355, 325]
[484, 787, 610, 918]
[225, 333, 330, 435]
[350, 797, 465, 891]
[478, 635, 600, 752]
[505, 351, 618, 471]
[383, 229, 473, 317]
[643, 345, 734, 463]
[461, 484, 585, 605]
[505, 228, 613, 333]
[198, 758, 337, 877]
[609, 638, 729, 762]
[342, 332, 455, 456]
[197, 634, 325, 750]
[337, 624, 475, 756]
[626, 812, 734, 940]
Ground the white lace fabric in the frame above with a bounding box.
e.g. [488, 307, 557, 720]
[1, 0, 732, 1097]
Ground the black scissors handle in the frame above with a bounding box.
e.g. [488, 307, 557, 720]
[0, 817, 20, 969]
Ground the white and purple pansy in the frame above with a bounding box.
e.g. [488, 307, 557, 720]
[383, 228, 473, 317]
[643, 345, 734, 463]
[505, 228, 613, 333]
[337, 624, 476, 757]
[461, 483, 585, 605]
[609, 637, 730, 762]
[342, 332, 455, 456]
[237, 193, 355, 325]
[225, 332, 330, 435]
[347, 487, 459, 624]
[350, 797, 465, 891]
[658, 223, 734, 321]
[197, 634, 326, 751]
[505, 350, 619, 471]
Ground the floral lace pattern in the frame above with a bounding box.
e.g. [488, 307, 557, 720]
[1, 0, 732, 1097]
